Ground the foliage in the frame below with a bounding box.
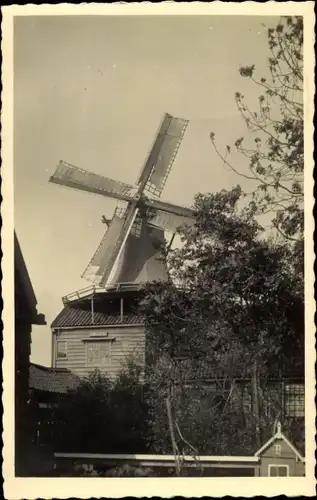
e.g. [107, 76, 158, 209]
[53, 363, 149, 453]
[140, 187, 304, 455]
[210, 16, 304, 242]
[283, 417, 305, 456]
[104, 464, 155, 477]
[142, 187, 303, 368]
[145, 372, 258, 456]
[69, 463, 156, 477]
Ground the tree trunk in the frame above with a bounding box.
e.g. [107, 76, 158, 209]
[252, 361, 262, 449]
[165, 394, 180, 476]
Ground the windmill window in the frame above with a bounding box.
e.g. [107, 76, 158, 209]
[56, 341, 67, 359]
[86, 341, 111, 367]
[284, 383, 304, 417]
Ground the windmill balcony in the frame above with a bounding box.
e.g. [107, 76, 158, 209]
[62, 283, 143, 305]
[53, 284, 145, 330]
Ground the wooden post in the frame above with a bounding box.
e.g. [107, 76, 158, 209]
[51, 330, 56, 368]
[166, 395, 180, 476]
[252, 361, 261, 449]
[91, 294, 94, 325]
[120, 297, 124, 322]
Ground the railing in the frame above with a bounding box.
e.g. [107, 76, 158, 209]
[62, 282, 145, 304]
[62, 285, 100, 304]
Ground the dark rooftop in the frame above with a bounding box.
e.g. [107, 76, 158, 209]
[51, 289, 144, 328]
[52, 308, 144, 328]
[29, 363, 80, 394]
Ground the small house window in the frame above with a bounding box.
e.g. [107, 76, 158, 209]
[268, 465, 289, 477]
[86, 341, 111, 366]
[56, 341, 67, 359]
[284, 383, 304, 417]
[274, 444, 281, 456]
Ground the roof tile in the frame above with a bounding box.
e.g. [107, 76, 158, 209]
[51, 306, 144, 328]
[29, 363, 81, 394]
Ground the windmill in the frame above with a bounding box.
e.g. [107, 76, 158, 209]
[49, 113, 195, 289]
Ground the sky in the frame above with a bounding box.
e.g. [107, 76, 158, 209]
[14, 14, 280, 366]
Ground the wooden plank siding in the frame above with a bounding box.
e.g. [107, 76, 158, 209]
[53, 325, 146, 380]
[260, 438, 297, 460]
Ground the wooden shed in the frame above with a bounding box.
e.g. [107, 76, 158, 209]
[254, 422, 305, 477]
[15, 232, 46, 475]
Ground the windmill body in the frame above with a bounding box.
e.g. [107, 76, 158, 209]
[49, 113, 194, 289]
[111, 224, 168, 285]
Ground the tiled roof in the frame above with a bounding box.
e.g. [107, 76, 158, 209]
[51, 306, 144, 328]
[29, 363, 81, 394]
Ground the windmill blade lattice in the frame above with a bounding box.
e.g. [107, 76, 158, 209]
[83, 205, 139, 286]
[82, 215, 127, 285]
[146, 197, 194, 219]
[137, 114, 188, 199]
[113, 200, 143, 237]
[145, 116, 188, 197]
[50, 160, 135, 202]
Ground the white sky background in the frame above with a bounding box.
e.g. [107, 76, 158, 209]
[14, 15, 282, 366]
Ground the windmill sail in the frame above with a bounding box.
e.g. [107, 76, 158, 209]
[146, 198, 195, 218]
[50, 160, 134, 202]
[147, 209, 194, 234]
[137, 114, 189, 198]
[83, 205, 139, 286]
[82, 215, 126, 285]
[50, 112, 192, 290]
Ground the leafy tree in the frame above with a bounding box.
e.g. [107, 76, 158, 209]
[210, 16, 303, 242]
[56, 370, 113, 452]
[140, 187, 304, 454]
[143, 187, 303, 368]
[110, 359, 149, 450]
[143, 351, 260, 457]
[54, 364, 149, 453]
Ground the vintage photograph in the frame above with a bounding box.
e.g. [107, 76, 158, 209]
[2, 2, 315, 497]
